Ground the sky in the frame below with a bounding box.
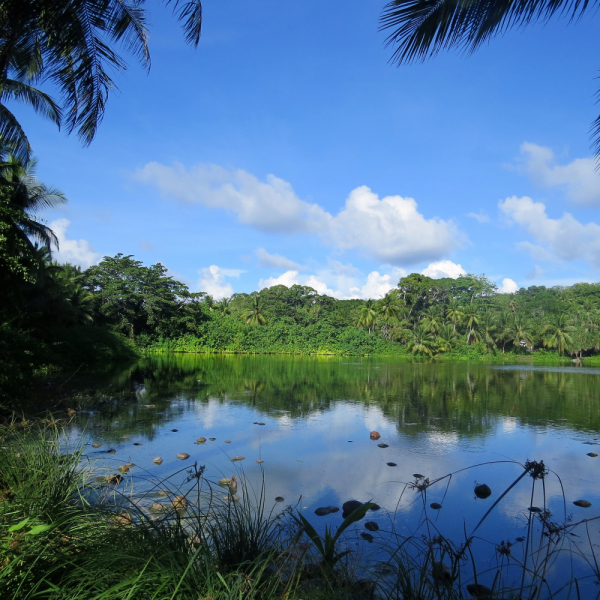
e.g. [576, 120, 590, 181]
[15, 0, 600, 299]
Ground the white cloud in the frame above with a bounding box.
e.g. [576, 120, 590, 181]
[50, 218, 100, 268]
[197, 265, 237, 298]
[255, 248, 305, 270]
[135, 163, 462, 265]
[258, 270, 300, 290]
[348, 271, 396, 299]
[526, 265, 544, 280]
[304, 275, 337, 297]
[421, 260, 466, 279]
[466, 212, 490, 223]
[498, 278, 519, 294]
[512, 142, 600, 205]
[499, 195, 600, 267]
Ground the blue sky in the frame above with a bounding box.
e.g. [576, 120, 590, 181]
[16, 0, 600, 298]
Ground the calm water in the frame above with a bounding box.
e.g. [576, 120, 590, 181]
[67, 355, 600, 594]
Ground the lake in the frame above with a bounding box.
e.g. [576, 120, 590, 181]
[67, 354, 600, 596]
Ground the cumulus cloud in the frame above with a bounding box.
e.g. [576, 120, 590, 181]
[255, 248, 305, 270]
[512, 142, 600, 205]
[466, 212, 490, 223]
[499, 195, 600, 267]
[348, 271, 396, 299]
[258, 270, 301, 290]
[197, 265, 242, 298]
[50, 219, 100, 268]
[135, 163, 462, 265]
[421, 260, 466, 279]
[498, 278, 519, 294]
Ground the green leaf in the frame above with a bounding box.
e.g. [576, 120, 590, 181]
[26, 524, 52, 535]
[8, 517, 30, 532]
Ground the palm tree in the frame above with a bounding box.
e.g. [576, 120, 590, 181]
[421, 308, 442, 334]
[446, 301, 464, 333]
[543, 313, 574, 355]
[408, 325, 436, 356]
[479, 312, 497, 353]
[245, 296, 266, 326]
[379, 0, 600, 156]
[378, 291, 403, 322]
[511, 317, 534, 351]
[217, 297, 231, 316]
[0, 153, 66, 258]
[463, 308, 480, 344]
[357, 299, 378, 334]
[0, 0, 203, 160]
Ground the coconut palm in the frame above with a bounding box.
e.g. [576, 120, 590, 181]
[245, 296, 266, 326]
[357, 299, 378, 334]
[0, 0, 203, 160]
[543, 313, 574, 355]
[445, 300, 464, 333]
[408, 325, 436, 356]
[0, 153, 66, 254]
[463, 307, 480, 344]
[421, 308, 443, 334]
[511, 316, 534, 351]
[380, 0, 600, 157]
[217, 297, 231, 316]
[479, 312, 497, 353]
[378, 291, 403, 322]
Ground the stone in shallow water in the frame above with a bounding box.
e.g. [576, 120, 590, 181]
[588, 452, 598, 457]
[370, 431, 381, 440]
[275, 496, 284, 502]
[152, 457, 163, 465]
[224, 440, 231, 443]
[231, 456, 245, 462]
[474, 484, 492, 499]
[176, 453, 190, 460]
[377, 443, 389, 448]
[413, 473, 424, 479]
[574, 499, 592, 508]
[256, 459, 264, 464]
[156, 489, 169, 497]
[365, 521, 379, 532]
[118, 465, 130, 474]
[107, 449, 116, 454]
[133, 442, 142, 446]
[430, 503, 442, 510]
[342, 500, 363, 514]
[91, 443, 101, 448]
[528, 506, 542, 513]
[171, 429, 178, 432]
[466, 583, 493, 599]
[369, 503, 381, 511]
[314, 506, 339, 516]
[125, 462, 135, 468]
[150, 502, 167, 514]
[360, 532, 374, 543]
[387, 462, 397, 467]
[195, 437, 206, 444]
[172, 495, 188, 512]
[209, 438, 216, 441]
[122, 435, 129, 439]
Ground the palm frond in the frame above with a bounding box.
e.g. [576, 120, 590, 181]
[380, 0, 596, 65]
[165, 0, 203, 47]
[2, 78, 62, 126]
[0, 102, 31, 162]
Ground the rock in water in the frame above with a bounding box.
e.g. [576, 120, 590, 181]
[176, 453, 190, 460]
[342, 500, 363, 513]
[224, 440, 231, 443]
[171, 429, 178, 432]
[528, 506, 542, 513]
[587, 452, 598, 457]
[430, 503, 442, 510]
[150, 502, 167, 514]
[365, 521, 379, 531]
[314, 506, 339, 516]
[172, 495, 188, 512]
[209, 437, 216, 441]
[387, 462, 397, 467]
[432, 561, 451, 582]
[107, 449, 116, 454]
[91, 443, 101, 448]
[574, 499, 592, 508]
[370, 431, 381, 440]
[117, 465, 130, 474]
[275, 496, 284, 502]
[152, 457, 163, 465]
[474, 484, 492, 499]
[360, 532, 374, 543]
[231, 456, 245, 462]
[466, 583, 493, 599]
[195, 437, 206, 444]
[256, 459, 264, 464]
[377, 443, 389, 448]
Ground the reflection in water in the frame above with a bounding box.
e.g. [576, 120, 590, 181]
[66, 355, 600, 596]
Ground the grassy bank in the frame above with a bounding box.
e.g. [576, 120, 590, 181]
[2, 421, 600, 599]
